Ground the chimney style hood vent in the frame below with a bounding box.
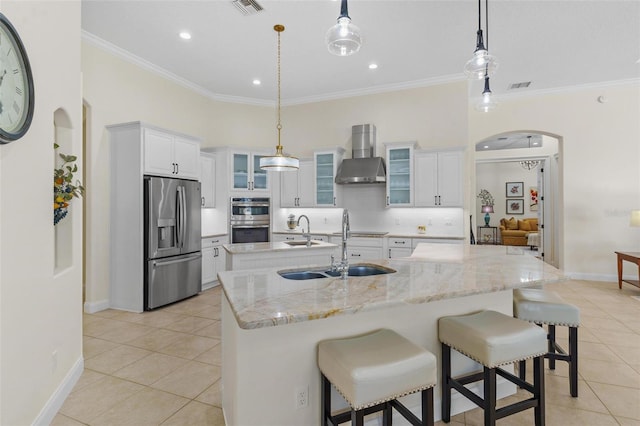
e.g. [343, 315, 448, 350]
[335, 124, 386, 184]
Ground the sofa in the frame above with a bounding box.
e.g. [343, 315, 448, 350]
[499, 217, 538, 246]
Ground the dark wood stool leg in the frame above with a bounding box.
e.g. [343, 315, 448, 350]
[569, 326, 579, 397]
[382, 401, 392, 426]
[424, 387, 434, 426]
[441, 343, 451, 423]
[352, 408, 364, 426]
[483, 366, 497, 426]
[519, 359, 527, 384]
[533, 355, 546, 426]
[548, 325, 556, 370]
[321, 374, 331, 425]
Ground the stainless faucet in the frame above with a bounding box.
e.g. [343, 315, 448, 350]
[297, 215, 311, 246]
[331, 209, 350, 279]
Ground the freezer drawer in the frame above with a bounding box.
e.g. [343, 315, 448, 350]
[146, 252, 202, 310]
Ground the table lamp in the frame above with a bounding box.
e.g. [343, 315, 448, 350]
[631, 210, 640, 227]
[481, 205, 494, 227]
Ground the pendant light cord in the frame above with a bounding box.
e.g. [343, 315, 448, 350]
[276, 25, 282, 151]
[485, 0, 489, 50]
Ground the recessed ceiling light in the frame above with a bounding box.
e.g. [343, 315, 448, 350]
[179, 31, 192, 40]
[484, 145, 489, 149]
[252, 79, 261, 86]
[368, 63, 378, 70]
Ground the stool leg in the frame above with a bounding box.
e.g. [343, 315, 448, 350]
[569, 326, 579, 397]
[423, 387, 434, 426]
[321, 374, 330, 425]
[382, 401, 392, 426]
[441, 343, 451, 423]
[483, 366, 497, 426]
[519, 359, 527, 384]
[533, 355, 546, 426]
[548, 325, 556, 370]
[351, 409, 364, 426]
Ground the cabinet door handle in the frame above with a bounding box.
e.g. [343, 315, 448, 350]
[201, 197, 205, 207]
[395, 241, 405, 244]
[333, 197, 336, 206]
[172, 163, 176, 174]
[351, 253, 361, 257]
[389, 249, 392, 258]
[386, 196, 390, 206]
[176, 163, 179, 175]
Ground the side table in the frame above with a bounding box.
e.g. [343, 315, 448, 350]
[477, 226, 498, 245]
[615, 251, 640, 289]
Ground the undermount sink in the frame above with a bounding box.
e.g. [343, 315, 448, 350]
[278, 263, 396, 280]
[283, 240, 320, 246]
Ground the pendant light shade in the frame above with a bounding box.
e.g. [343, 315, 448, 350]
[476, 72, 497, 112]
[465, 0, 498, 79]
[326, 0, 361, 56]
[260, 24, 299, 172]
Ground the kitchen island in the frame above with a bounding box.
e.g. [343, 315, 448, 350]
[223, 240, 337, 271]
[219, 244, 567, 425]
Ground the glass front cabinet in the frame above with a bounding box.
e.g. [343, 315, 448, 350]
[231, 150, 269, 193]
[314, 148, 344, 207]
[385, 143, 416, 207]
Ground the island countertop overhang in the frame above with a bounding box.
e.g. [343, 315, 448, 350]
[218, 244, 568, 330]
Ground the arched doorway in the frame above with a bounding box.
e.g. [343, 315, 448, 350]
[474, 131, 563, 268]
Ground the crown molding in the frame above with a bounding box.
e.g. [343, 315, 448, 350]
[81, 31, 274, 107]
[83, 30, 639, 108]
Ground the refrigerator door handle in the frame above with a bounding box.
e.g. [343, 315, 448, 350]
[152, 253, 202, 267]
[180, 185, 187, 248]
[176, 186, 183, 248]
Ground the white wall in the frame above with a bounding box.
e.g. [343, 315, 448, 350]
[0, 2, 83, 424]
[469, 82, 640, 279]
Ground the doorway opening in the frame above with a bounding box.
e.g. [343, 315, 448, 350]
[474, 132, 562, 268]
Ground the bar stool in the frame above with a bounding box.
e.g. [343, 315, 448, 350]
[318, 329, 437, 426]
[513, 288, 580, 397]
[439, 310, 547, 426]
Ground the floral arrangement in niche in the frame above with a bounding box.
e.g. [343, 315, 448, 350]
[54, 143, 85, 225]
[477, 189, 494, 206]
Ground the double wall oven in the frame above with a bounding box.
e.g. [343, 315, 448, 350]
[230, 197, 271, 243]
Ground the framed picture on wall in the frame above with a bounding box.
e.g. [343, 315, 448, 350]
[506, 182, 524, 197]
[506, 199, 525, 215]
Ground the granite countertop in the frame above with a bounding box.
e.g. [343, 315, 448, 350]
[201, 233, 227, 239]
[218, 243, 568, 330]
[223, 240, 337, 255]
[273, 230, 463, 239]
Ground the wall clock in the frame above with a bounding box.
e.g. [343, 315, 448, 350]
[0, 12, 34, 144]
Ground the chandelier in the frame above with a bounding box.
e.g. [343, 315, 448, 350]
[519, 136, 540, 170]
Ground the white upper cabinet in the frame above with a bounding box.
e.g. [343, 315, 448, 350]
[414, 149, 464, 207]
[280, 159, 314, 207]
[143, 127, 200, 180]
[230, 150, 270, 195]
[200, 153, 216, 208]
[314, 148, 344, 207]
[385, 143, 415, 207]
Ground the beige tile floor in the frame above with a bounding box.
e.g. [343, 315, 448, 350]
[53, 279, 640, 425]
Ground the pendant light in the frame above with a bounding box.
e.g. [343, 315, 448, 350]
[464, 0, 498, 79]
[326, 0, 361, 56]
[476, 68, 497, 112]
[260, 25, 299, 171]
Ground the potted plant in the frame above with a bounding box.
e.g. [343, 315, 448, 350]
[54, 143, 85, 225]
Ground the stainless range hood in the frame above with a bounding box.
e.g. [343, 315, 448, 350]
[335, 124, 386, 184]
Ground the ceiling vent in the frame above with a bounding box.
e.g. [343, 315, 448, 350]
[508, 81, 532, 90]
[232, 0, 263, 15]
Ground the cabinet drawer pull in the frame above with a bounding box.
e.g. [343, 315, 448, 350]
[351, 253, 361, 257]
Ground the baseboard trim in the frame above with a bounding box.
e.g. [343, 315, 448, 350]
[32, 357, 84, 426]
[566, 272, 617, 283]
[84, 299, 110, 313]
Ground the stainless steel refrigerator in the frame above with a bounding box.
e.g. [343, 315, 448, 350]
[144, 176, 202, 310]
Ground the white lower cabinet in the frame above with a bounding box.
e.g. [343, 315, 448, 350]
[273, 233, 329, 243]
[330, 236, 384, 262]
[202, 235, 228, 289]
[411, 238, 463, 249]
[387, 237, 412, 259]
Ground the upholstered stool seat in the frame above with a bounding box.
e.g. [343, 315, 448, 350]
[514, 288, 580, 397]
[439, 310, 547, 426]
[318, 329, 437, 426]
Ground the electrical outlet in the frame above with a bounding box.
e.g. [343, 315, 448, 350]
[295, 385, 309, 409]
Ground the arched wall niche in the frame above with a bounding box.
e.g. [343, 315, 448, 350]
[54, 107, 75, 274]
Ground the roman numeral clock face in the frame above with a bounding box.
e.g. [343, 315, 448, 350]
[0, 13, 34, 144]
